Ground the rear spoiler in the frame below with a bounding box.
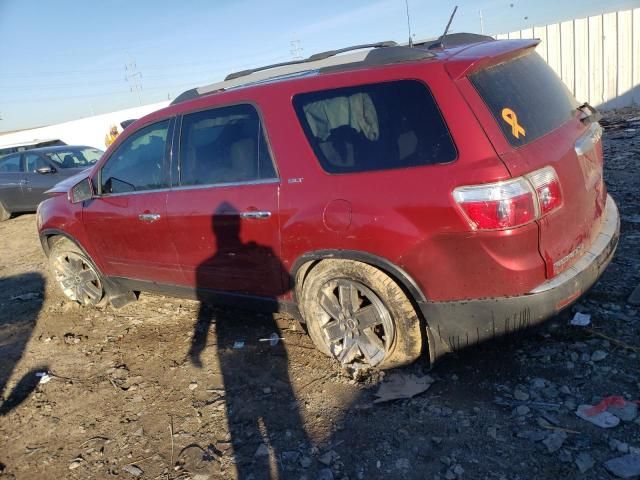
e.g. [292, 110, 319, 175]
[445, 38, 540, 80]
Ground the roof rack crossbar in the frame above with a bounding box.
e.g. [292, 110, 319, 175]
[225, 40, 398, 81]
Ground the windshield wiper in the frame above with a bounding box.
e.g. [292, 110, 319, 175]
[577, 102, 602, 125]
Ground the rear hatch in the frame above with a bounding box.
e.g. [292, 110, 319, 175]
[457, 45, 607, 278]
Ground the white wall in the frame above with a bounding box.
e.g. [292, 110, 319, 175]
[0, 101, 170, 151]
[496, 8, 640, 110]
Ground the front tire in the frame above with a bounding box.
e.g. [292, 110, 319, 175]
[300, 260, 423, 369]
[49, 237, 105, 307]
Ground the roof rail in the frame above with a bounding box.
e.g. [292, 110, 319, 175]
[413, 32, 495, 50]
[225, 41, 397, 81]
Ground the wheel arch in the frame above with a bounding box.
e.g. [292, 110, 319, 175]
[290, 249, 436, 365]
[291, 250, 427, 304]
[40, 229, 92, 259]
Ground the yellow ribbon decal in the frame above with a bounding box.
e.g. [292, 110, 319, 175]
[501, 108, 526, 139]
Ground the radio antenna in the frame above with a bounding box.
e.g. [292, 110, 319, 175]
[441, 5, 458, 39]
[405, 0, 413, 47]
[429, 5, 458, 49]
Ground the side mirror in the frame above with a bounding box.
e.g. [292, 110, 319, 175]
[69, 177, 93, 204]
[37, 166, 56, 174]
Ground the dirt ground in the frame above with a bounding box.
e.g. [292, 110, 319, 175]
[0, 110, 639, 480]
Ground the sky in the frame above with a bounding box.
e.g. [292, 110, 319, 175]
[0, 0, 636, 132]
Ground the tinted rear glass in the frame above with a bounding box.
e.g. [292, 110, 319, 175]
[470, 52, 578, 147]
[293, 80, 456, 174]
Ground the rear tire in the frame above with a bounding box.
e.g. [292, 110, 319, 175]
[300, 260, 422, 369]
[0, 201, 10, 222]
[49, 237, 105, 307]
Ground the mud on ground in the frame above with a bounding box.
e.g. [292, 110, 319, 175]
[0, 109, 639, 480]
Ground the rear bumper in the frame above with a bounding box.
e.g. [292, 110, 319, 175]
[420, 194, 620, 362]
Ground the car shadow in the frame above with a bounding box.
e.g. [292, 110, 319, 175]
[0, 272, 46, 416]
[188, 202, 310, 479]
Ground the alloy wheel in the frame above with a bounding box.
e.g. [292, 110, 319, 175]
[317, 279, 394, 366]
[52, 251, 103, 306]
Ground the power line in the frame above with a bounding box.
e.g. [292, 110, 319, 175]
[125, 59, 143, 105]
[290, 40, 304, 60]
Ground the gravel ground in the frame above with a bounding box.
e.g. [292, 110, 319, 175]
[0, 109, 638, 480]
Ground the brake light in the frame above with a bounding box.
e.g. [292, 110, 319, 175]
[526, 166, 562, 215]
[453, 178, 537, 230]
[453, 166, 562, 231]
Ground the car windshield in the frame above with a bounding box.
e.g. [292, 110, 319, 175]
[43, 148, 103, 168]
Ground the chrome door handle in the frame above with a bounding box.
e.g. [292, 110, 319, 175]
[139, 213, 161, 223]
[240, 211, 271, 219]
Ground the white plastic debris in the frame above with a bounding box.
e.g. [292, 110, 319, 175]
[233, 341, 245, 349]
[35, 372, 51, 385]
[576, 404, 620, 428]
[373, 373, 434, 403]
[259, 332, 284, 346]
[570, 312, 591, 326]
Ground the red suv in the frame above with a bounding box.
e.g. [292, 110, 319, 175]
[37, 34, 619, 369]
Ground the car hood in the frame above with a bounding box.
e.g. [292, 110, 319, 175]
[45, 167, 94, 194]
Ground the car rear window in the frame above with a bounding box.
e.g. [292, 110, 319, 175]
[293, 80, 456, 174]
[470, 52, 578, 147]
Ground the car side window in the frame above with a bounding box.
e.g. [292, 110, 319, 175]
[293, 80, 457, 174]
[179, 104, 277, 186]
[101, 120, 170, 194]
[25, 153, 49, 172]
[0, 154, 22, 173]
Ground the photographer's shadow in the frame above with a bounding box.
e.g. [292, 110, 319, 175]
[0, 272, 46, 416]
[188, 202, 309, 479]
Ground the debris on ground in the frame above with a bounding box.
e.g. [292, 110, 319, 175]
[259, 332, 283, 345]
[603, 454, 640, 479]
[576, 404, 620, 428]
[373, 373, 434, 403]
[570, 312, 591, 326]
[35, 372, 51, 385]
[542, 430, 567, 453]
[10, 292, 40, 301]
[121, 464, 144, 477]
[575, 452, 595, 473]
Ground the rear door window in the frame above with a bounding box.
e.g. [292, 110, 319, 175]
[293, 80, 456, 174]
[178, 104, 277, 186]
[470, 52, 578, 147]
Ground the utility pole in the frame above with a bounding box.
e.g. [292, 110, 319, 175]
[290, 40, 304, 60]
[125, 59, 143, 105]
[479, 9, 484, 34]
[405, 0, 413, 47]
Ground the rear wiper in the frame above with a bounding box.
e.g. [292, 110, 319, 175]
[577, 102, 602, 125]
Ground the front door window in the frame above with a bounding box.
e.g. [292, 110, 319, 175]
[101, 120, 170, 194]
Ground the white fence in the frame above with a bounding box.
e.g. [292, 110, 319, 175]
[496, 8, 640, 110]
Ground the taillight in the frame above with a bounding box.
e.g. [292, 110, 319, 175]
[453, 178, 537, 230]
[453, 166, 562, 231]
[526, 166, 562, 215]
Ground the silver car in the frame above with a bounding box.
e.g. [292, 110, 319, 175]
[0, 145, 102, 221]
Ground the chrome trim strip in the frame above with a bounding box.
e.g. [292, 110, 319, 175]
[574, 122, 603, 156]
[96, 178, 280, 198]
[529, 195, 619, 294]
[169, 178, 280, 192]
[97, 187, 170, 198]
